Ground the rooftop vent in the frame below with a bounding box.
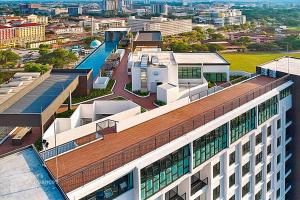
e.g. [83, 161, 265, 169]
[151, 56, 159, 65]
[140, 54, 149, 68]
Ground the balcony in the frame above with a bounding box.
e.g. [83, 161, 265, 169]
[191, 177, 208, 195]
[166, 189, 186, 200]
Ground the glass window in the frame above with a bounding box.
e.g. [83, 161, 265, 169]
[280, 87, 291, 100]
[229, 195, 235, 200]
[277, 188, 280, 198]
[193, 124, 228, 168]
[213, 162, 220, 178]
[256, 152, 263, 165]
[277, 136, 281, 147]
[277, 171, 280, 181]
[267, 163, 272, 174]
[255, 190, 262, 200]
[256, 133, 262, 145]
[267, 126, 272, 137]
[256, 171, 262, 184]
[277, 119, 281, 129]
[277, 154, 281, 164]
[242, 182, 250, 197]
[267, 181, 271, 191]
[213, 186, 220, 200]
[229, 173, 235, 187]
[242, 162, 250, 176]
[204, 73, 227, 82]
[258, 96, 278, 125]
[229, 152, 235, 165]
[81, 172, 134, 200]
[267, 144, 272, 155]
[230, 108, 256, 143]
[242, 141, 250, 155]
[178, 67, 201, 79]
[140, 145, 190, 200]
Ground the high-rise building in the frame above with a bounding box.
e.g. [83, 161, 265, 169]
[144, 0, 150, 4]
[68, 5, 83, 16]
[151, 4, 168, 15]
[103, 0, 122, 12]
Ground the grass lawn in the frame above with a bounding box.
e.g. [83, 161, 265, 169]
[72, 79, 115, 104]
[288, 26, 300, 31]
[221, 52, 300, 73]
[0, 72, 15, 84]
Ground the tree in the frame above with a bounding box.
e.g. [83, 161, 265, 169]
[207, 44, 225, 52]
[37, 48, 78, 68]
[0, 50, 20, 68]
[24, 62, 49, 74]
[237, 36, 252, 46]
[209, 33, 225, 41]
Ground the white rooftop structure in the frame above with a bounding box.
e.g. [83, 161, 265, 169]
[259, 57, 300, 76]
[173, 53, 229, 64]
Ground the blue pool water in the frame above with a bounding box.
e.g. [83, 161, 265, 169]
[76, 41, 118, 78]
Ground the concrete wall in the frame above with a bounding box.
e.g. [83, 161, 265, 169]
[157, 84, 179, 104]
[43, 100, 140, 148]
[132, 66, 141, 91]
[147, 67, 169, 92]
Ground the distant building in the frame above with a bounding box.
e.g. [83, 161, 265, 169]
[151, 4, 168, 15]
[24, 14, 48, 25]
[0, 23, 45, 48]
[195, 8, 246, 27]
[128, 17, 192, 36]
[68, 5, 83, 16]
[0, 25, 16, 48]
[50, 26, 84, 35]
[19, 3, 41, 14]
[144, 0, 150, 4]
[103, 0, 121, 13]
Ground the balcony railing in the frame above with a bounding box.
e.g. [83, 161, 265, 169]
[58, 75, 290, 193]
[96, 119, 118, 136]
[191, 177, 208, 195]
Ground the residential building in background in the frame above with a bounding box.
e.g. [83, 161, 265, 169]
[24, 14, 48, 25]
[195, 8, 246, 27]
[103, 0, 121, 13]
[0, 23, 45, 48]
[68, 5, 83, 16]
[128, 17, 192, 36]
[151, 3, 168, 15]
[0, 25, 16, 48]
[14, 23, 45, 47]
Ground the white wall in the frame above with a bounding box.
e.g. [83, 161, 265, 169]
[132, 67, 141, 91]
[179, 81, 208, 99]
[93, 77, 110, 89]
[147, 67, 169, 92]
[157, 84, 179, 104]
[43, 101, 140, 148]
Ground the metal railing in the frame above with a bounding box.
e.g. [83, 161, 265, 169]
[58, 75, 290, 193]
[191, 177, 208, 195]
[40, 141, 77, 161]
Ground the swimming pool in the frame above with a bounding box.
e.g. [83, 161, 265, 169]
[76, 41, 118, 78]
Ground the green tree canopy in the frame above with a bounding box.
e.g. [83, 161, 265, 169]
[24, 62, 49, 74]
[37, 48, 78, 68]
[0, 50, 20, 68]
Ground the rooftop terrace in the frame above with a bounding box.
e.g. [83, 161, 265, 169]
[45, 75, 289, 193]
[0, 146, 65, 200]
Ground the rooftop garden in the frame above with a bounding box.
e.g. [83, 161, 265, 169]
[221, 52, 300, 73]
[72, 79, 115, 104]
[125, 82, 150, 97]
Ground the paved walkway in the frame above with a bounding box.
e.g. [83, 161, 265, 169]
[78, 49, 157, 110]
